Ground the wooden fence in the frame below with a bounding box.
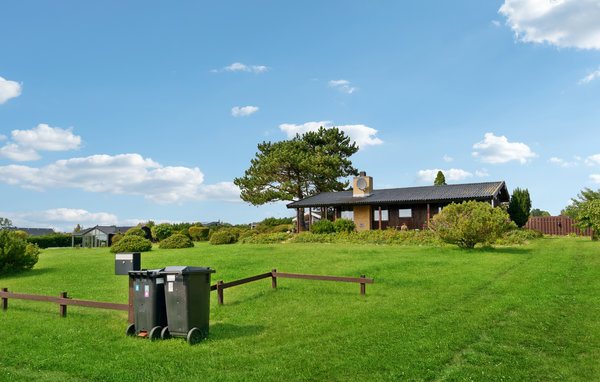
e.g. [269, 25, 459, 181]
[524, 216, 591, 236]
[1, 270, 374, 319]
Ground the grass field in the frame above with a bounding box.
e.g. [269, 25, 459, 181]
[0, 237, 599, 381]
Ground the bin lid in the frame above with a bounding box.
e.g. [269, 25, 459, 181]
[128, 268, 163, 277]
[160, 266, 215, 274]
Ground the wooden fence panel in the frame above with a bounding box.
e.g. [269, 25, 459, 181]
[524, 216, 591, 236]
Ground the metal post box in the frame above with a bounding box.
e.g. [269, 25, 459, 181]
[115, 252, 141, 275]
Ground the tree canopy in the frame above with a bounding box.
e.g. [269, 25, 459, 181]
[566, 188, 600, 240]
[530, 208, 550, 217]
[507, 188, 531, 228]
[434, 171, 447, 186]
[234, 127, 359, 205]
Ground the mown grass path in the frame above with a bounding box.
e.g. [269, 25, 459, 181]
[0, 237, 598, 381]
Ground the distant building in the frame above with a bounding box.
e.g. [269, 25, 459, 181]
[9, 227, 56, 237]
[71, 225, 133, 247]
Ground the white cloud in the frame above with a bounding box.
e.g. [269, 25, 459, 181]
[0, 153, 241, 204]
[499, 0, 600, 50]
[0, 134, 6, 140]
[550, 156, 579, 167]
[416, 168, 473, 183]
[0, 76, 22, 104]
[218, 62, 268, 73]
[491, 20, 501, 27]
[590, 174, 600, 183]
[579, 67, 600, 84]
[231, 105, 259, 117]
[443, 154, 453, 162]
[0, 124, 82, 162]
[475, 169, 490, 177]
[0, 208, 120, 232]
[472, 133, 537, 164]
[585, 154, 600, 166]
[279, 121, 382, 149]
[328, 79, 356, 94]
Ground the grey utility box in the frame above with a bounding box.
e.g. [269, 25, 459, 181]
[159, 266, 215, 344]
[115, 252, 141, 275]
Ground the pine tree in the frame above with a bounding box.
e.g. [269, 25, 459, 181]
[434, 171, 447, 186]
[507, 188, 532, 227]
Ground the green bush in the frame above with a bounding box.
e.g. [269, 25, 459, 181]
[290, 229, 441, 246]
[429, 200, 511, 248]
[27, 233, 81, 248]
[269, 224, 292, 233]
[125, 227, 146, 237]
[159, 234, 194, 249]
[210, 231, 237, 245]
[261, 217, 294, 227]
[111, 233, 125, 245]
[110, 235, 152, 253]
[151, 223, 173, 241]
[189, 226, 210, 241]
[496, 228, 543, 245]
[241, 232, 292, 244]
[13, 230, 28, 240]
[0, 230, 40, 273]
[310, 219, 335, 234]
[333, 219, 355, 233]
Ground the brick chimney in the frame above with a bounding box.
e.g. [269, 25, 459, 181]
[353, 171, 373, 197]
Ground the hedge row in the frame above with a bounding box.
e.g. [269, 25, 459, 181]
[27, 234, 81, 249]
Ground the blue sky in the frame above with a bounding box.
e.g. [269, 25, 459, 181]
[1, 1, 600, 231]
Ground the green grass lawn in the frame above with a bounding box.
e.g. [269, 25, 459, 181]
[0, 237, 599, 381]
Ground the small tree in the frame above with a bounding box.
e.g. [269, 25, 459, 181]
[434, 171, 447, 186]
[507, 188, 531, 228]
[151, 223, 173, 241]
[0, 219, 40, 273]
[530, 208, 550, 217]
[73, 224, 82, 233]
[570, 199, 600, 240]
[429, 200, 510, 248]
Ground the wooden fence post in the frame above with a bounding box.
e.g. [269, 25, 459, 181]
[128, 277, 134, 324]
[217, 280, 224, 305]
[59, 292, 68, 317]
[271, 269, 277, 289]
[1, 288, 7, 310]
[360, 275, 366, 296]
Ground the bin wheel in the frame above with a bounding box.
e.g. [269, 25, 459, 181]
[149, 326, 162, 341]
[160, 326, 171, 340]
[187, 327, 203, 345]
[125, 324, 136, 337]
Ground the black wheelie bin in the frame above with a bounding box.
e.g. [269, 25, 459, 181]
[126, 269, 167, 341]
[159, 266, 215, 344]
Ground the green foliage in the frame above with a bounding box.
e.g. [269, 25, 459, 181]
[507, 188, 532, 227]
[566, 188, 600, 240]
[530, 208, 551, 217]
[240, 232, 292, 244]
[333, 218, 355, 233]
[430, 200, 511, 248]
[73, 224, 82, 233]
[27, 233, 81, 248]
[12, 230, 28, 239]
[111, 233, 124, 245]
[496, 228, 544, 245]
[0, 229, 40, 273]
[159, 234, 194, 249]
[290, 229, 441, 245]
[209, 230, 237, 245]
[109, 235, 152, 253]
[233, 127, 359, 206]
[0, 218, 13, 229]
[569, 199, 600, 240]
[151, 223, 173, 241]
[189, 226, 210, 241]
[434, 171, 447, 186]
[262, 217, 294, 227]
[125, 227, 146, 237]
[310, 219, 335, 234]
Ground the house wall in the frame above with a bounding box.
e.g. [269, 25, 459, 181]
[353, 205, 372, 231]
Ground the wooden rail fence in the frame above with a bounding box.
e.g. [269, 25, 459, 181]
[524, 216, 591, 236]
[1, 270, 374, 319]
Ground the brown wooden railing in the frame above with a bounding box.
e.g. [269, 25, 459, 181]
[524, 216, 591, 236]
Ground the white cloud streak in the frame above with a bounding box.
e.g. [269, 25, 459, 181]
[472, 133, 537, 164]
[580, 67, 600, 84]
[217, 62, 268, 73]
[0, 153, 241, 204]
[0, 76, 22, 104]
[475, 169, 490, 177]
[590, 174, 600, 184]
[499, 0, 600, 50]
[328, 79, 356, 94]
[231, 106, 259, 117]
[416, 168, 474, 183]
[443, 154, 453, 162]
[279, 121, 383, 149]
[0, 124, 82, 162]
[585, 154, 600, 166]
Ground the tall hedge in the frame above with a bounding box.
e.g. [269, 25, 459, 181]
[27, 233, 81, 248]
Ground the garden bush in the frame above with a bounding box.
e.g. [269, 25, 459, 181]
[240, 232, 292, 244]
[290, 229, 441, 246]
[151, 223, 173, 241]
[189, 226, 210, 241]
[12, 230, 28, 240]
[333, 218, 355, 233]
[496, 228, 544, 245]
[159, 234, 194, 249]
[310, 219, 335, 234]
[429, 200, 511, 248]
[27, 233, 80, 248]
[110, 235, 152, 253]
[111, 233, 125, 245]
[125, 227, 146, 237]
[269, 224, 292, 233]
[210, 231, 237, 245]
[0, 230, 40, 273]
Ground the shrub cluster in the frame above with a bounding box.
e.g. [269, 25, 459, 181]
[110, 235, 152, 253]
[310, 219, 335, 234]
[261, 217, 293, 227]
[151, 223, 173, 241]
[210, 231, 237, 245]
[189, 226, 210, 241]
[111, 233, 125, 245]
[496, 228, 544, 245]
[289, 229, 441, 245]
[125, 227, 146, 237]
[333, 219, 355, 233]
[240, 232, 292, 244]
[159, 234, 194, 249]
[1, 230, 40, 273]
[27, 233, 81, 248]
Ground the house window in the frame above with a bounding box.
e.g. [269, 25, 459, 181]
[341, 210, 354, 221]
[373, 209, 389, 221]
[399, 208, 412, 218]
[438, 206, 443, 213]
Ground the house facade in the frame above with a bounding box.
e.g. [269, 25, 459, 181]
[287, 172, 510, 232]
[72, 225, 134, 247]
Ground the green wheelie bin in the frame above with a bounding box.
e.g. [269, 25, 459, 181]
[126, 269, 167, 341]
[159, 266, 215, 344]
